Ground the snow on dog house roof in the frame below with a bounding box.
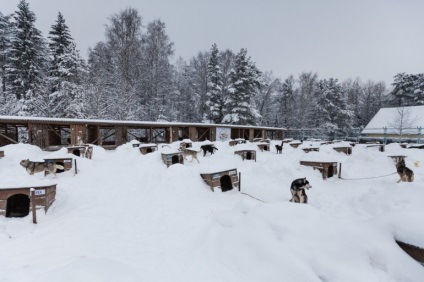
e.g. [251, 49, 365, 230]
[361, 105, 424, 135]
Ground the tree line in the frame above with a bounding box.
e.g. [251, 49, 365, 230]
[1, 1, 423, 130]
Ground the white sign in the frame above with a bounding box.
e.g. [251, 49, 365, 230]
[34, 189, 45, 196]
[216, 127, 231, 142]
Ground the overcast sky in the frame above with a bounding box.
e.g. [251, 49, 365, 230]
[1, 0, 423, 86]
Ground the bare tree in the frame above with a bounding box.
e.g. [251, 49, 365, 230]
[388, 107, 417, 142]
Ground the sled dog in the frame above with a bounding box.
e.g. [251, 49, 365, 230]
[275, 141, 283, 154]
[289, 178, 312, 204]
[200, 144, 218, 156]
[20, 159, 64, 178]
[396, 159, 414, 183]
[179, 142, 200, 163]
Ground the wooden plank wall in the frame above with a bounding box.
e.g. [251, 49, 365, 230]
[70, 124, 87, 145]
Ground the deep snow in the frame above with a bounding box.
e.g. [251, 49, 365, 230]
[0, 140, 423, 282]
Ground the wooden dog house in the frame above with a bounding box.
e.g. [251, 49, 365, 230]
[333, 146, 352, 155]
[229, 140, 238, 146]
[67, 145, 92, 158]
[257, 143, 270, 152]
[0, 150, 4, 158]
[200, 169, 239, 192]
[139, 144, 158, 155]
[43, 157, 73, 174]
[289, 142, 302, 148]
[161, 152, 184, 167]
[253, 138, 264, 142]
[366, 144, 385, 152]
[234, 150, 256, 162]
[302, 147, 320, 153]
[300, 161, 338, 180]
[0, 184, 56, 217]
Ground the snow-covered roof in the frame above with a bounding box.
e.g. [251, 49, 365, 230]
[362, 106, 424, 134]
[0, 115, 285, 131]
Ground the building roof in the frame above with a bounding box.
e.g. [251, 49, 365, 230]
[0, 115, 285, 131]
[362, 105, 424, 135]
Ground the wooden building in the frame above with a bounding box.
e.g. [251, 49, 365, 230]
[0, 116, 285, 150]
[300, 161, 338, 180]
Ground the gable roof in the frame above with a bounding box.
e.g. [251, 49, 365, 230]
[362, 105, 424, 135]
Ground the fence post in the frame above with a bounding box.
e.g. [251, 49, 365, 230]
[383, 127, 387, 145]
[338, 163, 342, 179]
[30, 188, 37, 224]
[238, 172, 241, 191]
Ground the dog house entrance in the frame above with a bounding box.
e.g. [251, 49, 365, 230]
[172, 155, 179, 164]
[72, 149, 80, 157]
[56, 161, 65, 173]
[328, 165, 334, 178]
[146, 148, 153, 153]
[246, 152, 252, 160]
[6, 194, 30, 217]
[220, 175, 233, 192]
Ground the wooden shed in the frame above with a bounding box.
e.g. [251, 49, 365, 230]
[300, 161, 338, 180]
[289, 142, 303, 148]
[139, 144, 158, 155]
[234, 150, 256, 161]
[43, 157, 73, 175]
[200, 169, 239, 192]
[0, 184, 56, 217]
[366, 144, 385, 152]
[161, 152, 184, 167]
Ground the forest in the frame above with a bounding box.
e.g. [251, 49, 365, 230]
[1, 0, 423, 133]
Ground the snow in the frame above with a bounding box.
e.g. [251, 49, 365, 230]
[1, 140, 424, 281]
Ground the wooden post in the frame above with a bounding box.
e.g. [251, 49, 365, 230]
[338, 163, 342, 179]
[238, 172, 241, 191]
[30, 188, 37, 224]
[75, 159, 77, 175]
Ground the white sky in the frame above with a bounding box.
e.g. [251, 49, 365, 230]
[1, 0, 423, 85]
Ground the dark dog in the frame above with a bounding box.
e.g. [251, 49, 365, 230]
[396, 160, 414, 182]
[200, 144, 218, 156]
[289, 178, 312, 204]
[275, 141, 283, 154]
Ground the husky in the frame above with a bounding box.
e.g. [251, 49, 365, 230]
[84, 146, 93, 159]
[179, 142, 200, 163]
[289, 178, 312, 204]
[275, 141, 283, 154]
[20, 159, 64, 178]
[396, 159, 414, 183]
[200, 144, 218, 156]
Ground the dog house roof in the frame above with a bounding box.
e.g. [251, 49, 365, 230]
[0, 180, 57, 190]
[139, 143, 157, 148]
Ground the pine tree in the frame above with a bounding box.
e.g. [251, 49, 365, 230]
[278, 75, 296, 128]
[0, 12, 13, 97]
[314, 78, 353, 137]
[4, 0, 48, 116]
[223, 48, 261, 125]
[205, 43, 223, 123]
[141, 19, 174, 121]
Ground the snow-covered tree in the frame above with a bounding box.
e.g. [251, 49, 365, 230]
[0, 12, 13, 97]
[314, 78, 353, 136]
[389, 73, 424, 106]
[188, 51, 209, 122]
[223, 48, 261, 125]
[141, 19, 174, 121]
[256, 71, 280, 126]
[4, 0, 48, 116]
[47, 13, 87, 118]
[205, 43, 223, 123]
[173, 57, 198, 122]
[277, 75, 296, 128]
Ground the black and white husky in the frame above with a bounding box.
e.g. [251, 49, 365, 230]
[289, 178, 312, 204]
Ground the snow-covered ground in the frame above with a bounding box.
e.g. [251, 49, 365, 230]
[0, 140, 424, 282]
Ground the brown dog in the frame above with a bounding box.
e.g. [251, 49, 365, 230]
[20, 159, 64, 178]
[396, 160, 414, 183]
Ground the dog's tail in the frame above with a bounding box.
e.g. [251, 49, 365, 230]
[55, 164, 64, 170]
